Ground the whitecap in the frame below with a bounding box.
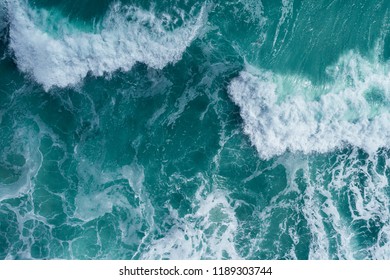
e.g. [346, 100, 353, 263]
[7, 0, 206, 90]
[229, 51, 390, 159]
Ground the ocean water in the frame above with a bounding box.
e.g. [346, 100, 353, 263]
[1, 0, 390, 260]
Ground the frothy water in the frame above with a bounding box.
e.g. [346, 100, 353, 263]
[142, 182, 240, 259]
[229, 51, 390, 159]
[7, 0, 206, 90]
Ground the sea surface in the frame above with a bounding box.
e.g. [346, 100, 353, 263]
[1, 0, 390, 259]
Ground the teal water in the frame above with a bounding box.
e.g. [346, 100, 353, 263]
[1, 0, 390, 259]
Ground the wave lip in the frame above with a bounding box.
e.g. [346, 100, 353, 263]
[7, 1, 206, 90]
[229, 52, 390, 159]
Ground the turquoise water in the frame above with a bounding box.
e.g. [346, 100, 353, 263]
[1, 0, 390, 259]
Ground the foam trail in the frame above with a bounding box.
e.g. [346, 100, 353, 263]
[372, 224, 390, 259]
[239, 0, 266, 24]
[229, 51, 390, 159]
[141, 176, 240, 260]
[0, 127, 42, 201]
[301, 175, 330, 259]
[273, 0, 293, 48]
[294, 158, 352, 259]
[7, 0, 206, 90]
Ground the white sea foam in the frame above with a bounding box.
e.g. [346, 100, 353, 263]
[276, 150, 390, 259]
[229, 51, 390, 159]
[239, 0, 266, 24]
[7, 0, 206, 90]
[141, 174, 240, 260]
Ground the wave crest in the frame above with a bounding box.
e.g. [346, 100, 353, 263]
[7, 1, 206, 90]
[229, 52, 390, 159]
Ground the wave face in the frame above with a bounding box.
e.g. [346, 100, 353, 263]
[1, 0, 390, 260]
